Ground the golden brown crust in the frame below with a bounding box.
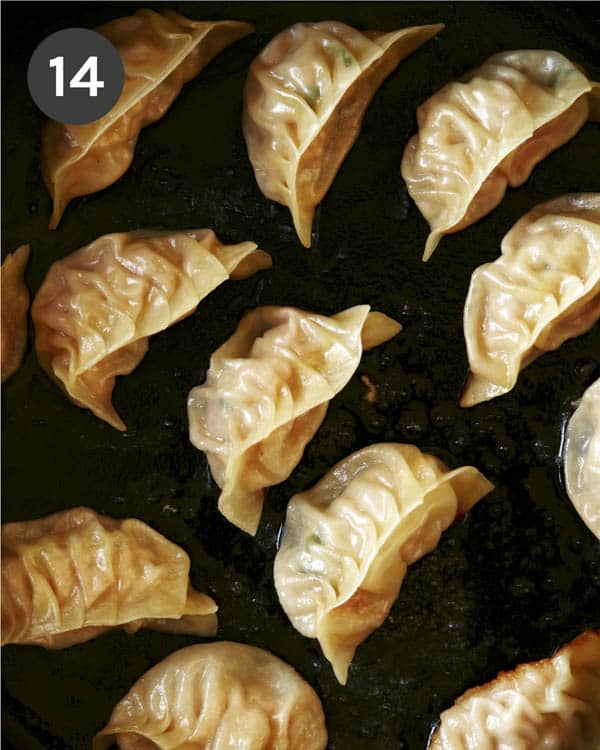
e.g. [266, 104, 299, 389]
[430, 630, 600, 749]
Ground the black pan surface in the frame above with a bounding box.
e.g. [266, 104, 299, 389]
[2, 3, 599, 749]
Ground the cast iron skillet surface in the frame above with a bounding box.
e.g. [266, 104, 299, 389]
[2, 2, 599, 749]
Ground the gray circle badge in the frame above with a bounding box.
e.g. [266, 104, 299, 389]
[28, 28, 124, 125]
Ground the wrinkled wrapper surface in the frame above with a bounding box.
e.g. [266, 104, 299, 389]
[461, 194, 600, 407]
[275, 443, 493, 683]
[1, 507, 217, 648]
[244, 21, 443, 247]
[402, 50, 599, 260]
[93, 641, 328, 750]
[43, 10, 253, 228]
[1, 244, 30, 383]
[564, 378, 600, 540]
[188, 305, 401, 535]
[430, 630, 600, 750]
[32, 229, 271, 430]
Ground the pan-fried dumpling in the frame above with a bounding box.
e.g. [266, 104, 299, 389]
[244, 21, 443, 247]
[429, 629, 600, 750]
[461, 194, 600, 407]
[274, 443, 493, 684]
[563, 378, 600, 540]
[401, 50, 600, 260]
[1, 244, 30, 383]
[32, 229, 271, 430]
[1, 507, 217, 648]
[188, 306, 401, 535]
[42, 10, 253, 228]
[94, 641, 327, 750]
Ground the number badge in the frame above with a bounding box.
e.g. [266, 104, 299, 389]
[28, 28, 124, 125]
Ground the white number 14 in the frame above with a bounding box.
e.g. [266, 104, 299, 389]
[49, 56, 105, 97]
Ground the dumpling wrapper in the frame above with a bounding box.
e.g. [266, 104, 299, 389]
[32, 229, 271, 430]
[401, 50, 600, 261]
[188, 305, 401, 536]
[563, 378, 600, 540]
[244, 21, 444, 247]
[274, 443, 493, 684]
[461, 194, 600, 407]
[93, 641, 328, 750]
[42, 10, 253, 228]
[429, 629, 600, 750]
[1, 244, 30, 383]
[1, 507, 217, 648]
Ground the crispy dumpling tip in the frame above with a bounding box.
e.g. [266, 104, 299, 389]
[93, 641, 328, 750]
[401, 50, 598, 260]
[244, 21, 443, 247]
[187, 305, 401, 535]
[274, 443, 493, 684]
[361, 310, 403, 349]
[31, 229, 271, 431]
[461, 194, 600, 408]
[429, 629, 600, 749]
[42, 11, 253, 228]
[563, 378, 600, 540]
[1, 507, 217, 648]
[1, 244, 30, 383]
